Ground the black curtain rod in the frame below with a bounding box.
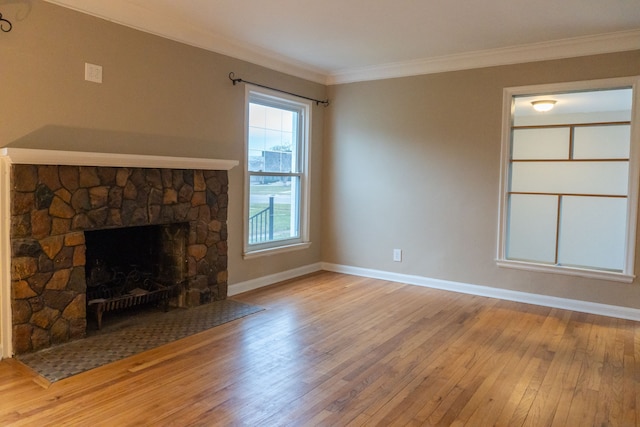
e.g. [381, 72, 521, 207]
[229, 72, 329, 107]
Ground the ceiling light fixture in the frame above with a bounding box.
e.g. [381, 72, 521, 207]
[531, 100, 557, 112]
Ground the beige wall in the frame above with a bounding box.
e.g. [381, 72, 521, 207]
[0, 1, 325, 284]
[324, 50, 640, 308]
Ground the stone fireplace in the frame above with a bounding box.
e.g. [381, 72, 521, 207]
[0, 149, 237, 356]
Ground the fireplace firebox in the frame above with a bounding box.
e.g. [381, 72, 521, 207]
[84, 224, 188, 329]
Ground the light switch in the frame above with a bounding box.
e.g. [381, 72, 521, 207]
[85, 63, 103, 83]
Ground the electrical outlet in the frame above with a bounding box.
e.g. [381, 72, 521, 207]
[393, 249, 402, 262]
[85, 63, 103, 83]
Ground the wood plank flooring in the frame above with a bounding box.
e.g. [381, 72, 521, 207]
[1, 271, 639, 426]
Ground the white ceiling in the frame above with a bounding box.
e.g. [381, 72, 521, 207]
[45, 0, 640, 84]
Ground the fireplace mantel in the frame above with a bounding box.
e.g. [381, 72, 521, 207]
[0, 149, 238, 358]
[0, 148, 238, 170]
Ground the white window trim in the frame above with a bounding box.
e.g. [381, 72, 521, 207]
[242, 84, 312, 258]
[496, 76, 640, 283]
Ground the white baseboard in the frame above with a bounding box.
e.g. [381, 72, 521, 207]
[227, 261, 640, 321]
[228, 262, 323, 296]
[321, 263, 640, 322]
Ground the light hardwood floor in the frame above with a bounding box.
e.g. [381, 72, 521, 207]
[1, 271, 638, 426]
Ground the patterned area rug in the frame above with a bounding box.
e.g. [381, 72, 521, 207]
[17, 299, 263, 383]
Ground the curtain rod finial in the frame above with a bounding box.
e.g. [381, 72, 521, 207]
[0, 13, 13, 32]
[229, 72, 242, 86]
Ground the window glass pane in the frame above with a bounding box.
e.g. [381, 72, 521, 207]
[512, 128, 570, 160]
[264, 151, 293, 173]
[248, 102, 298, 173]
[558, 196, 627, 271]
[265, 129, 285, 150]
[248, 176, 300, 244]
[265, 107, 284, 130]
[510, 161, 629, 195]
[249, 103, 267, 128]
[573, 125, 631, 159]
[248, 127, 266, 152]
[506, 194, 558, 263]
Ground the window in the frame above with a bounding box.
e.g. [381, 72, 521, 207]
[497, 77, 640, 282]
[244, 86, 311, 257]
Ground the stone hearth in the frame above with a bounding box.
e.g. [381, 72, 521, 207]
[8, 162, 231, 354]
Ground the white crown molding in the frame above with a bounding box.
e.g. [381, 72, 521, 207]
[0, 148, 239, 170]
[327, 30, 640, 85]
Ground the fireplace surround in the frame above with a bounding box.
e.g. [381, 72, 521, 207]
[0, 149, 238, 356]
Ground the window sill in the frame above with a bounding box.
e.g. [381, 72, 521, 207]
[496, 259, 635, 283]
[243, 241, 312, 260]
